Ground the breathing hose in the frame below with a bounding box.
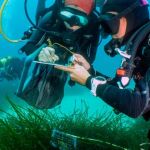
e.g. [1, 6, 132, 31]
[0, 0, 22, 43]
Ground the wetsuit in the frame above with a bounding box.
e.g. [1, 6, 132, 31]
[86, 35, 150, 119]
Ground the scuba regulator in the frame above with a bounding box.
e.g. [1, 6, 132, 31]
[115, 21, 150, 88]
[104, 39, 122, 57]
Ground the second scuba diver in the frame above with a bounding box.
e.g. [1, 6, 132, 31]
[56, 0, 150, 119]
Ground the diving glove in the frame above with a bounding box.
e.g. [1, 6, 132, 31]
[38, 47, 59, 63]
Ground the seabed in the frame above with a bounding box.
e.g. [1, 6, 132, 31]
[0, 96, 149, 150]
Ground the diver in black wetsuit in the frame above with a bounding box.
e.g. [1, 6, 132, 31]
[17, 0, 101, 109]
[0, 56, 24, 81]
[56, 0, 150, 119]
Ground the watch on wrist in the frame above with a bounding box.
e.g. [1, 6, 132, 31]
[91, 76, 107, 96]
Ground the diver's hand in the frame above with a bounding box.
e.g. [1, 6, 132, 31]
[73, 54, 90, 70]
[55, 64, 90, 85]
[38, 47, 59, 63]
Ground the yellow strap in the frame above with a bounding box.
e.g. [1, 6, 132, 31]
[53, 43, 74, 55]
[47, 39, 74, 57]
[0, 0, 22, 43]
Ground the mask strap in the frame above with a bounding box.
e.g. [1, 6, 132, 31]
[110, 0, 149, 20]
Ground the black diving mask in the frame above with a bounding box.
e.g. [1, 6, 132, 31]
[99, 13, 120, 35]
[59, 7, 89, 27]
[99, 0, 149, 35]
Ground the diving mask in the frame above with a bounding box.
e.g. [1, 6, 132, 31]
[59, 8, 89, 27]
[100, 0, 149, 35]
[100, 13, 120, 35]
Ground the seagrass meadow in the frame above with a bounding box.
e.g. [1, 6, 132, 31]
[0, 96, 149, 150]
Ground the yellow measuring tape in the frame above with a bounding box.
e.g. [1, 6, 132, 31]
[0, 0, 22, 43]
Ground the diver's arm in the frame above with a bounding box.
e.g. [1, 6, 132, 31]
[89, 65, 119, 87]
[86, 68, 150, 118]
[20, 29, 46, 55]
[20, 8, 55, 55]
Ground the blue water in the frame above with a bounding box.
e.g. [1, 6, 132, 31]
[0, 0, 149, 123]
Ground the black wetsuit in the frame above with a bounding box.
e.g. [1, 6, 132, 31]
[18, 1, 100, 109]
[86, 35, 150, 119]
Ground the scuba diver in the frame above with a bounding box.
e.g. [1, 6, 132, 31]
[0, 56, 24, 81]
[21, 0, 100, 62]
[55, 0, 150, 120]
[17, 0, 101, 109]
